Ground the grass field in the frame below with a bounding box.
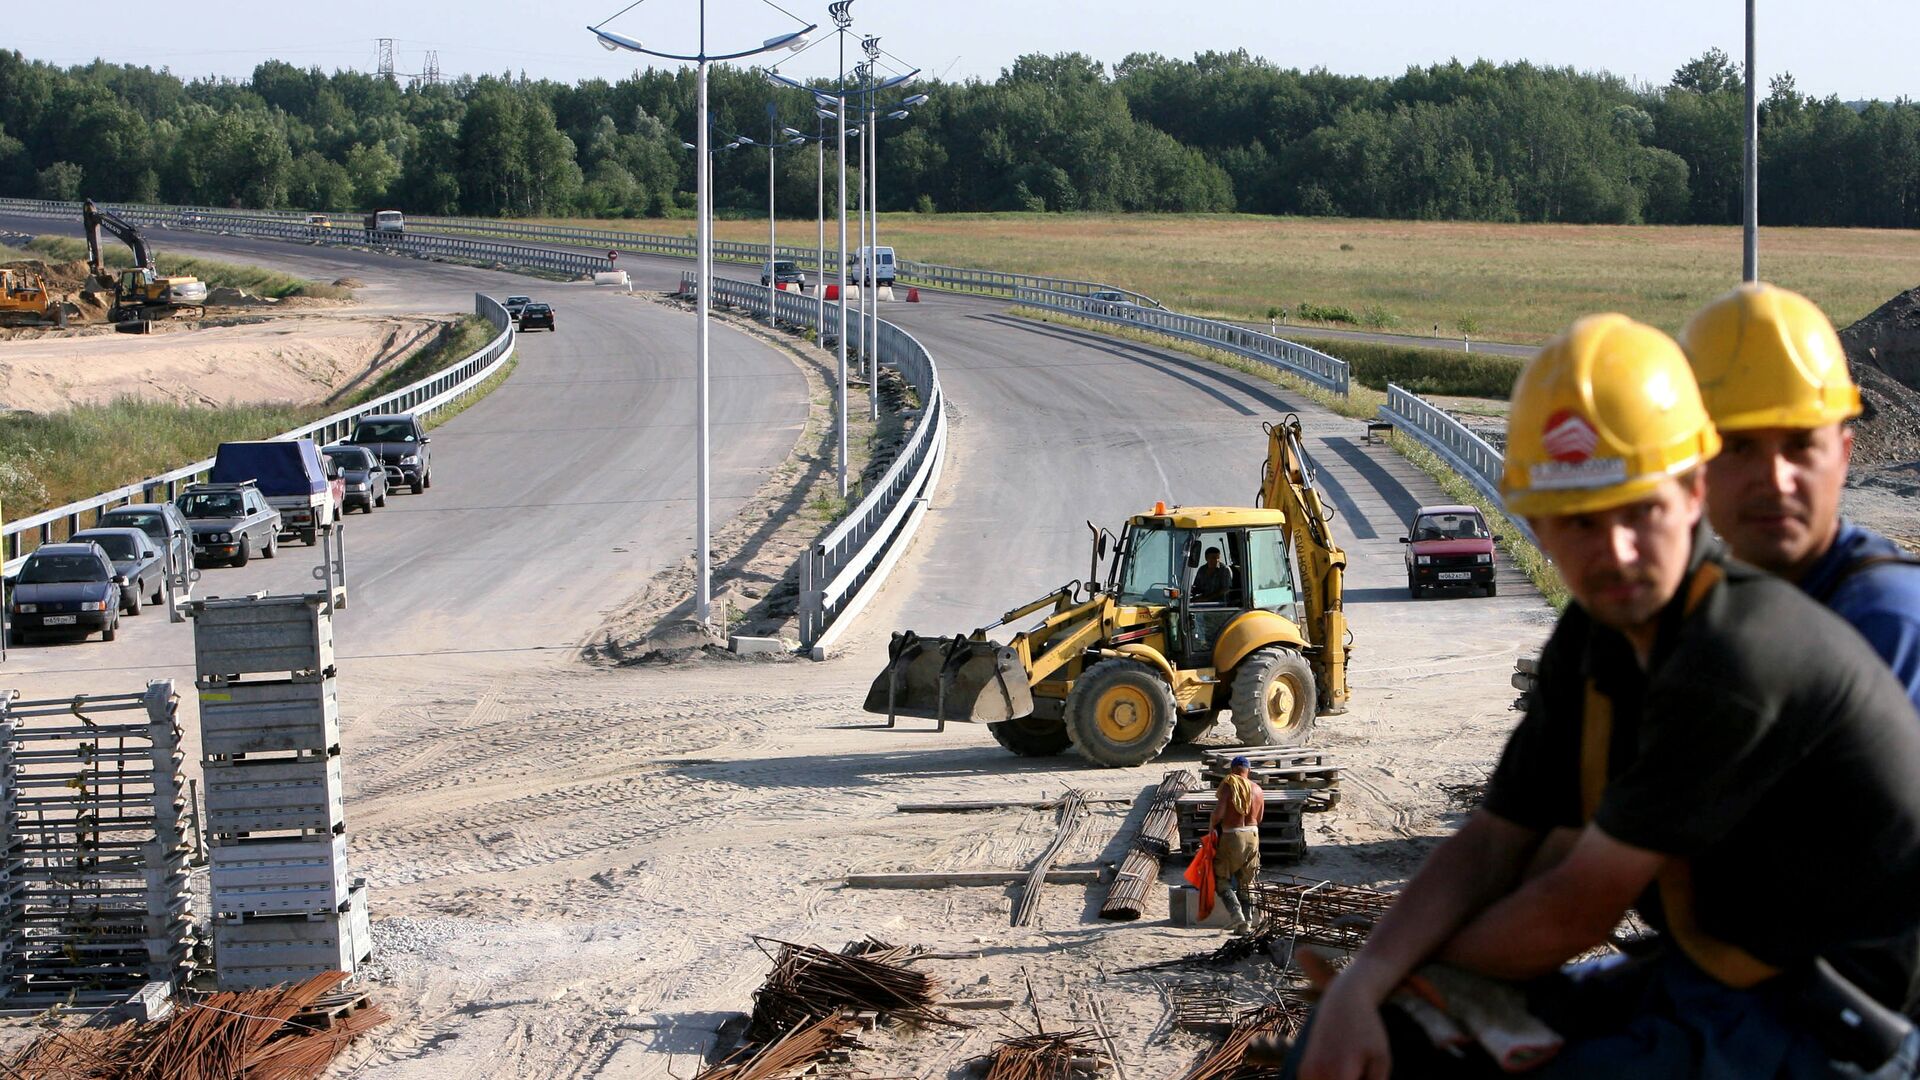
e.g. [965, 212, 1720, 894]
[529, 213, 1920, 344]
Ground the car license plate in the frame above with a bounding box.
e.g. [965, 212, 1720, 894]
[1439, 572, 1471, 581]
[43, 615, 76, 625]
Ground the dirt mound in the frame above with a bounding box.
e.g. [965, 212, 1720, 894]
[332, 277, 365, 289]
[1, 258, 94, 292]
[1840, 287, 1920, 467]
[206, 285, 276, 307]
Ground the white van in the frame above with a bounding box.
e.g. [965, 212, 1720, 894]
[848, 245, 896, 287]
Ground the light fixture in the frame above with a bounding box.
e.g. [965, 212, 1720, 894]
[591, 28, 645, 52]
[900, 93, 928, 107]
[887, 110, 908, 120]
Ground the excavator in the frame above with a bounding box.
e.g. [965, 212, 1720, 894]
[0, 268, 66, 328]
[865, 415, 1350, 768]
[82, 199, 207, 324]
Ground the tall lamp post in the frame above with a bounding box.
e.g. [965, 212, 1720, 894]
[590, 6, 815, 629]
[740, 110, 806, 326]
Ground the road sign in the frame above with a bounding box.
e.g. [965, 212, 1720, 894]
[608, 250, 619, 262]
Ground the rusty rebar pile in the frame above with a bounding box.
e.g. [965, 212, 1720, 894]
[978, 1029, 1101, 1080]
[0, 971, 388, 1079]
[1248, 877, 1393, 953]
[1101, 770, 1201, 921]
[695, 1013, 859, 1080]
[1179, 1001, 1311, 1080]
[746, 937, 961, 1044]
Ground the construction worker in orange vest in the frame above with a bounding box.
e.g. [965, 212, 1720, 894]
[1680, 283, 1920, 711]
[1287, 315, 1920, 1079]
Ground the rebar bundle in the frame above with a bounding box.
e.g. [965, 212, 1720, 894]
[0, 970, 388, 1079]
[745, 937, 961, 1044]
[1013, 789, 1089, 927]
[695, 1013, 859, 1080]
[979, 1029, 1101, 1080]
[1101, 770, 1201, 921]
[1249, 877, 1394, 953]
[1180, 1000, 1312, 1080]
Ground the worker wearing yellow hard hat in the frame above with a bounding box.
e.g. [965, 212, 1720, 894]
[1286, 314, 1920, 1080]
[1680, 282, 1920, 710]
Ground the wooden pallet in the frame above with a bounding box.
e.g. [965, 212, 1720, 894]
[290, 986, 371, 1031]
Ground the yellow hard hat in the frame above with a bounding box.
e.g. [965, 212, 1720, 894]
[1678, 282, 1861, 432]
[1502, 313, 1722, 518]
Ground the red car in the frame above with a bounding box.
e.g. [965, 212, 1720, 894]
[1401, 504, 1496, 598]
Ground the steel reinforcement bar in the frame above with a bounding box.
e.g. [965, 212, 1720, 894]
[680, 275, 945, 656]
[2, 295, 516, 572]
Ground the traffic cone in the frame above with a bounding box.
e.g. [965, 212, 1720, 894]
[906, 287, 921, 303]
[825, 284, 840, 301]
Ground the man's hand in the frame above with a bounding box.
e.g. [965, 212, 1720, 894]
[1297, 976, 1392, 1080]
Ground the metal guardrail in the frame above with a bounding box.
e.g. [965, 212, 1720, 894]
[2, 294, 517, 572]
[1012, 287, 1351, 397]
[1376, 385, 1536, 545]
[681, 274, 945, 655]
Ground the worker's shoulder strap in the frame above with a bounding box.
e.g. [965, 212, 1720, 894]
[1811, 550, 1920, 605]
[1578, 563, 1780, 989]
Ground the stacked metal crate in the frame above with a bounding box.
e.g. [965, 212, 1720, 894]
[0, 683, 195, 1009]
[189, 594, 370, 990]
[1175, 748, 1346, 866]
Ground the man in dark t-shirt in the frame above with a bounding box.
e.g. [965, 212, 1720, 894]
[1192, 546, 1233, 603]
[1288, 315, 1920, 1080]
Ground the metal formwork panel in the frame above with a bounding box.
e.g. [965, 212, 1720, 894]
[209, 835, 350, 915]
[188, 594, 334, 678]
[203, 757, 344, 836]
[197, 679, 340, 757]
[213, 882, 370, 988]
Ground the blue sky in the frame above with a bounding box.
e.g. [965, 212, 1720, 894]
[8, 1, 1914, 100]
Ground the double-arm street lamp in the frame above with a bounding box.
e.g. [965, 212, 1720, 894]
[590, 4, 816, 629]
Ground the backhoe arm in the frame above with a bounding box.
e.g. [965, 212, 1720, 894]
[82, 199, 154, 280]
[1257, 417, 1351, 712]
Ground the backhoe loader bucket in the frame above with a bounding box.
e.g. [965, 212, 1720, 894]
[864, 631, 1035, 728]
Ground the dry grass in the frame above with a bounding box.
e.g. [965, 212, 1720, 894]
[529, 213, 1920, 344]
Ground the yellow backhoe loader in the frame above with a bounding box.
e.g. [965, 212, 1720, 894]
[0, 268, 66, 328]
[82, 199, 206, 324]
[865, 415, 1350, 768]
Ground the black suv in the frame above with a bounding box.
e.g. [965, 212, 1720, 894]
[519, 303, 555, 332]
[347, 413, 432, 493]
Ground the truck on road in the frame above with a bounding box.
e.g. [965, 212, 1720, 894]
[208, 440, 341, 545]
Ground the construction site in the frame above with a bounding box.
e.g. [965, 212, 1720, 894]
[0, 44, 1915, 1080]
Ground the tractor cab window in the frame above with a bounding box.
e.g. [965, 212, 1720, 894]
[1246, 527, 1296, 610]
[1116, 525, 1177, 605]
[1185, 530, 1244, 607]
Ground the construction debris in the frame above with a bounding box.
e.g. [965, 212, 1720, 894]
[1012, 789, 1090, 927]
[695, 1013, 860, 1080]
[1100, 770, 1200, 921]
[1250, 876, 1394, 955]
[0, 970, 387, 1079]
[847, 869, 1102, 889]
[978, 1029, 1104, 1080]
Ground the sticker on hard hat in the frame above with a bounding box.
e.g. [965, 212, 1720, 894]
[1542, 410, 1600, 463]
[1529, 457, 1629, 490]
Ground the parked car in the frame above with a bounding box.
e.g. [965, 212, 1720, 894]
[322, 444, 388, 512]
[9, 543, 125, 644]
[305, 213, 332, 236]
[504, 295, 533, 321]
[345, 413, 432, 494]
[177, 481, 282, 567]
[96, 502, 193, 580]
[69, 527, 165, 614]
[519, 303, 555, 332]
[1401, 504, 1497, 598]
[760, 260, 808, 290]
[209, 439, 340, 545]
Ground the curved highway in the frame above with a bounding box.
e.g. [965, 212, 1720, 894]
[0, 213, 808, 692]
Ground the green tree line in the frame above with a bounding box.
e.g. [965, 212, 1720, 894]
[0, 46, 1914, 226]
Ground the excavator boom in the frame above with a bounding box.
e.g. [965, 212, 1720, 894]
[1257, 417, 1351, 712]
[82, 199, 152, 280]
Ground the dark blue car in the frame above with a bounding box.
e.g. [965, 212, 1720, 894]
[9, 543, 126, 644]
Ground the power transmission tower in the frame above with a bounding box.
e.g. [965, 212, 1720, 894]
[377, 39, 395, 79]
[422, 51, 441, 86]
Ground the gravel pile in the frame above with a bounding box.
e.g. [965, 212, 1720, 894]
[1840, 287, 1920, 468]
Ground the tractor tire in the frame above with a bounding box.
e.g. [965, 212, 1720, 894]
[1170, 713, 1219, 745]
[1063, 658, 1177, 768]
[1229, 646, 1318, 748]
[989, 715, 1072, 757]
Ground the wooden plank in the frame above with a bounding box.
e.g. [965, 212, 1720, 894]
[845, 869, 1103, 889]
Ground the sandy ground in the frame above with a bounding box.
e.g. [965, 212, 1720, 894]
[0, 313, 446, 413]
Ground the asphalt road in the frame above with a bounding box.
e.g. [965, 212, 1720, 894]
[0, 214, 807, 691]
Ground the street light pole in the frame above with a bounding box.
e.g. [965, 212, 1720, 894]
[1742, 0, 1758, 282]
[833, 2, 852, 498]
[589, 6, 815, 629]
[866, 67, 879, 419]
[767, 104, 778, 324]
